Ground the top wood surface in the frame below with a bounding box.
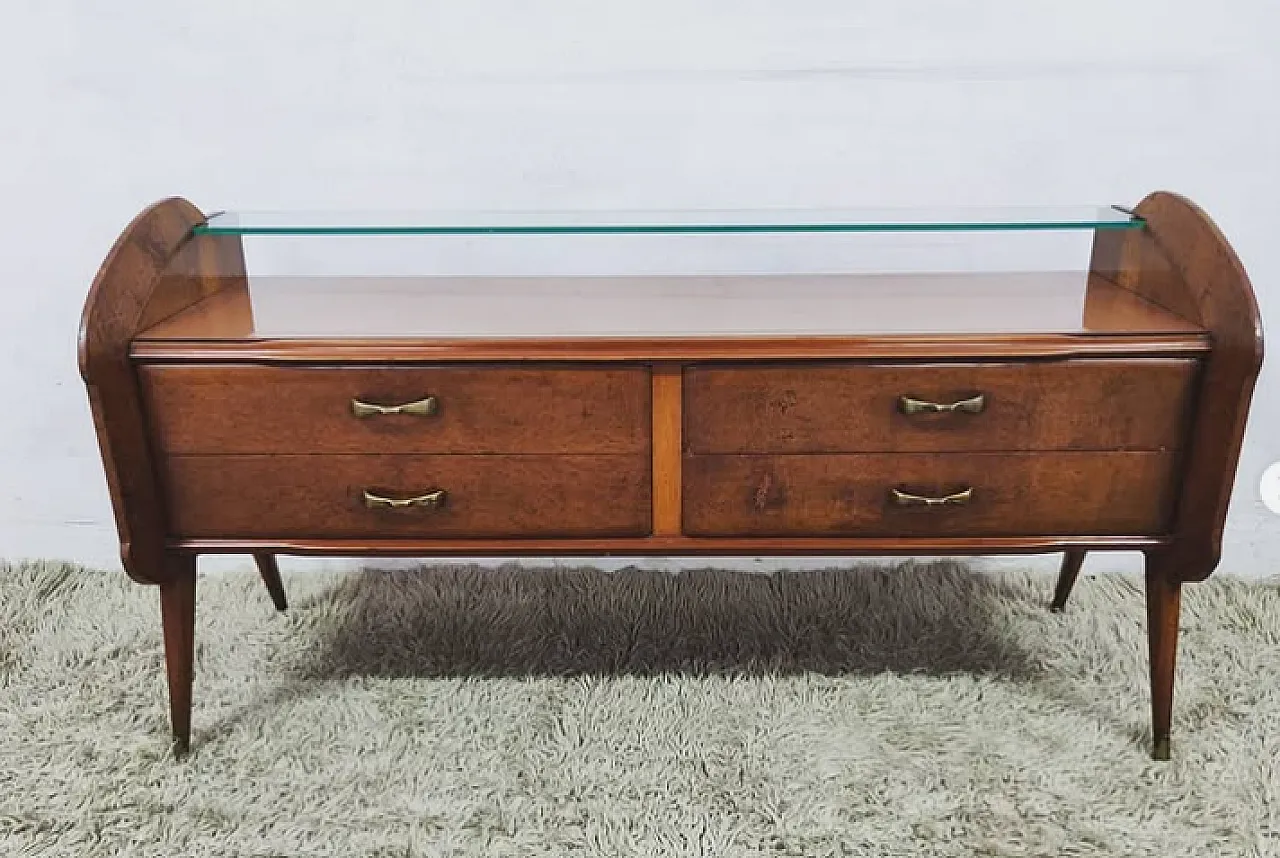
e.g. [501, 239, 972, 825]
[136, 271, 1200, 340]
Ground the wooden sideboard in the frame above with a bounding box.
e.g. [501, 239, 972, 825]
[79, 194, 1263, 759]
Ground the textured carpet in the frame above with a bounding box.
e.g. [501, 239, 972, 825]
[2, 559, 1279, 857]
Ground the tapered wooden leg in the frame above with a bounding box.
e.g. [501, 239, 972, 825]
[1050, 549, 1087, 612]
[160, 554, 197, 755]
[1144, 551, 1181, 761]
[254, 553, 287, 612]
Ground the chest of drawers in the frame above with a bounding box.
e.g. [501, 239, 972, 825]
[80, 194, 1262, 759]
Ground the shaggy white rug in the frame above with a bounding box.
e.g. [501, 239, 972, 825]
[1, 559, 1278, 857]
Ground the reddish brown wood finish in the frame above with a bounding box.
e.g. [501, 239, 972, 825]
[254, 553, 287, 612]
[1144, 550, 1182, 760]
[78, 198, 239, 584]
[141, 364, 650, 455]
[163, 454, 652, 539]
[685, 360, 1197, 454]
[1050, 549, 1087, 613]
[159, 554, 196, 754]
[683, 452, 1177, 537]
[139, 231, 248, 331]
[1093, 193, 1264, 583]
[171, 534, 1170, 556]
[131, 270, 1202, 341]
[651, 365, 683, 536]
[130, 332, 1208, 363]
[82, 194, 1260, 759]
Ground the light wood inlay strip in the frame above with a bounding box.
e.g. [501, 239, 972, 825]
[129, 333, 1210, 363]
[651, 364, 683, 536]
[170, 535, 1171, 556]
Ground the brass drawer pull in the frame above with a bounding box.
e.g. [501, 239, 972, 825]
[350, 396, 438, 418]
[889, 487, 973, 507]
[898, 394, 986, 415]
[362, 489, 447, 510]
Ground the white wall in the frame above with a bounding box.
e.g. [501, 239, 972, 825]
[1, 1, 1277, 577]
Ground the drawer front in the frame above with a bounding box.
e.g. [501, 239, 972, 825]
[685, 359, 1197, 454]
[683, 452, 1177, 537]
[165, 455, 651, 538]
[141, 364, 650, 455]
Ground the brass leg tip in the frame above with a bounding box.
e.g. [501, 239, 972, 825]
[172, 737, 191, 758]
[1152, 736, 1171, 761]
[1049, 601, 1066, 613]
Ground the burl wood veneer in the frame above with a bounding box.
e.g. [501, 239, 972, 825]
[80, 194, 1262, 761]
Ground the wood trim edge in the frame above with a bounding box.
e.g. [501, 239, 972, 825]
[129, 333, 1211, 363]
[1112, 193, 1264, 581]
[79, 198, 216, 584]
[169, 535, 1169, 556]
[651, 364, 683, 535]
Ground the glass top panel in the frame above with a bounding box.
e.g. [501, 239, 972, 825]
[196, 206, 1141, 236]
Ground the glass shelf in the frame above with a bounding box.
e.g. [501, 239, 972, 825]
[195, 206, 1142, 236]
[144, 204, 1198, 346]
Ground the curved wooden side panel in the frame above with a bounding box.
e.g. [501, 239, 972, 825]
[79, 198, 243, 583]
[1095, 192, 1264, 581]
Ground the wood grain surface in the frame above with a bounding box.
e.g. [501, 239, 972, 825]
[132, 271, 1203, 340]
[80, 193, 1263, 759]
[651, 364, 683, 535]
[130, 331, 1210, 364]
[141, 364, 651, 455]
[683, 452, 1177, 537]
[685, 359, 1197, 454]
[130, 271, 1208, 364]
[163, 454, 651, 538]
[78, 197, 215, 584]
[169, 534, 1171, 556]
[1144, 548, 1183, 759]
[1095, 193, 1264, 582]
[158, 555, 196, 753]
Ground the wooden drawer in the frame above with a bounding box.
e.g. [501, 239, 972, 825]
[140, 364, 650, 455]
[683, 452, 1177, 537]
[684, 359, 1197, 454]
[164, 454, 651, 538]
